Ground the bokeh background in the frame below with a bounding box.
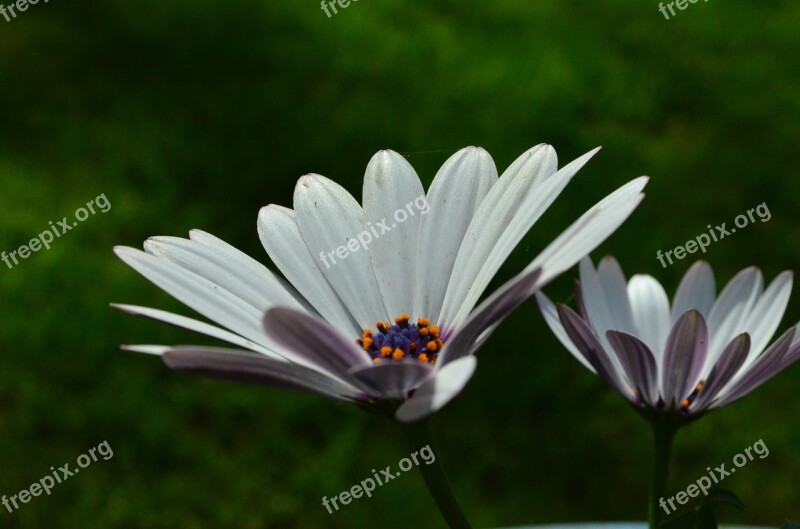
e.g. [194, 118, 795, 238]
[1, 1, 799, 527]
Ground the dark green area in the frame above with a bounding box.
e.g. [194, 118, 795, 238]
[1, 1, 799, 527]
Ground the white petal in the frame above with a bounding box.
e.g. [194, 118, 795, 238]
[705, 267, 762, 369]
[114, 246, 274, 351]
[596, 256, 636, 333]
[413, 147, 497, 321]
[671, 261, 716, 320]
[144, 234, 310, 314]
[121, 345, 171, 355]
[258, 205, 360, 336]
[526, 176, 649, 286]
[578, 257, 632, 357]
[294, 174, 388, 329]
[627, 274, 671, 364]
[394, 356, 477, 422]
[740, 271, 793, 367]
[441, 145, 590, 327]
[363, 150, 425, 318]
[111, 303, 279, 357]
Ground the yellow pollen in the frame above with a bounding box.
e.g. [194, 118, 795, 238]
[392, 348, 405, 360]
[373, 357, 383, 364]
[362, 329, 373, 337]
[680, 399, 690, 409]
[429, 325, 440, 338]
[362, 336, 373, 349]
[376, 321, 386, 332]
[417, 318, 429, 327]
[419, 327, 429, 337]
[395, 313, 410, 325]
[380, 346, 392, 357]
[427, 340, 438, 352]
[418, 353, 430, 363]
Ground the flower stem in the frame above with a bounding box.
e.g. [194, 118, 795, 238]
[404, 418, 474, 529]
[649, 420, 678, 529]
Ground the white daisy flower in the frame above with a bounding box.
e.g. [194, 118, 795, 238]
[114, 145, 647, 422]
[537, 257, 800, 419]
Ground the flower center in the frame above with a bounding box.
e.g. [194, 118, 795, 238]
[680, 379, 705, 412]
[356, 314, 444, 365]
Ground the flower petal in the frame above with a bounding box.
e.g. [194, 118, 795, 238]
[556, 304, 628, 394]
[716, 326, 797, 407]
[394, 356, 477, 422]
[534, 291, 596, 372]
[114, 246, 273, 351]
[363, 150, 426, 318]
[627, 274, 671, 363]
[740, 271, 793, 366]
[527, 176, 649, 286]
[578, 257, 636, 354]
[163, 346, 360, 401]
[439, 268, 541, 366]
[442, 145, 597, 327]
[348, 362, 434, 400]
[111, 303, 278, 357]
[705, 267, 762, 368]
[661, 310, 708, 407]
[258, 205, 360, 335]
[692, 333, 750, 411]
[596, 256, 637, 333]
[262, 307, 372, 383]
[671, 261, 716, 320]
[414, 147, 497, 321]
[606, 330, 659, 405]
[144, 234, 309, 313]
[293, 174, 387, 329]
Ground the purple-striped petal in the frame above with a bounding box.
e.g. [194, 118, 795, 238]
[163, 347, 361, 401]
[692, 333, 750, 411]
[556, 304, 627, 394]
[437, 268, 542, 366]
[262, 307, 372, 381]
[716, 326, 796, 407]
[661, 309, 708, 407]
[606, 330, 659, 405]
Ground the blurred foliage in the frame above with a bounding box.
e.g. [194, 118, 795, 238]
[1, 0, 800, 527]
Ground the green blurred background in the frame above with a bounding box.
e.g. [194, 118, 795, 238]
[1, 0, 799, 527]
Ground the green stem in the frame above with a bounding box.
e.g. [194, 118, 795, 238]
[404, 418, 474, 529]
[649, 421, 678, 529]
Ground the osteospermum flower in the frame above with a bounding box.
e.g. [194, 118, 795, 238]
[114, 145, 647, 422]
[536, 258, 800, 419]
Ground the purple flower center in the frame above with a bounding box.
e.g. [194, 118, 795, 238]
[356, 314, 444, 365]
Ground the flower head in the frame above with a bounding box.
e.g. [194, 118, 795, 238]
[537, 258, 800, 420]
[114, 145, 647, 422]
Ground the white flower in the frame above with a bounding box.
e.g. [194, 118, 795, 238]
[114, 145, 647, 422]
[537, 258, 800, 418]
